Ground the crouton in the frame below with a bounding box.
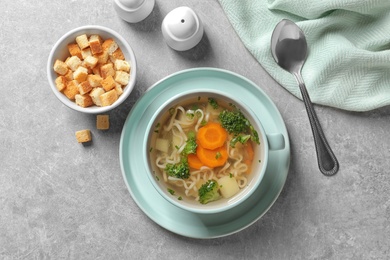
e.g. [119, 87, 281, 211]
[95, 51, 109, 64]
[90, 34, 103, 44]
[55, 76, 67, 92]
[87, 74, 102, 88]
[63, 69, 73, 81]
[114, 59, 130, 72]
[114, 82, 123, 96]
[101, 75, 116, 91]
[67, 43, 82, 59]
[111, 47, 125, 60]
[89, 35, 103, 55]
[63, 80, 79, 100]
[77, 81, 92, 95]
[81, 48, 92, 60]
[53, 59, 68, 75]
[114, 71, 130, 85]
[100, 63, 115, 78]
[73, 66, 88, 82]
[100, 89, 118, 107]
[102, 38, 118, 55]
[75, 34, 89, 50]
[75, 94, 94, 108]
[83, 55, 98, 69]
[66, 56, 82, 71]
[92, 63, 102, 76]
[96, 115, 109, 130]
[89, 87, 105, 106]
[75, 129, 92, 143]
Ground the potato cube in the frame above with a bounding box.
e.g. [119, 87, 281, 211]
[155, 138, 169, 153]
[218, 176, 239, 199]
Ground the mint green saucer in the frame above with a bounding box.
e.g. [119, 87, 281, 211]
[119, 68, 290, 238]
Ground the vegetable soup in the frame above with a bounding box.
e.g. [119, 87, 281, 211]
[149, 96, 261, 204]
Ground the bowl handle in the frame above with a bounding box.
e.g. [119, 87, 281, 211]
[267, 133, 285, 151]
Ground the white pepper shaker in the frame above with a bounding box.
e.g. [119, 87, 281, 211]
[161, 6, 204, 51]
[114, 0, 155, 23]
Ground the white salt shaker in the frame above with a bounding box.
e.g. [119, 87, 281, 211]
[114, 0, 155, 23]
[161, 6, 204, 51]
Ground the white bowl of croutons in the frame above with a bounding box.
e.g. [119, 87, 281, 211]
[47, 25, 136, 113]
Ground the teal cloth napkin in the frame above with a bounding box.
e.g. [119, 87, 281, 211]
[218, 0, 390, 111]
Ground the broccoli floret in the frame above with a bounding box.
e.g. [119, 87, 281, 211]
[165, 158, 190, 179]
[181, 131, 197, 156]
[230, 134, 251, 148]
[208, 97, 219, 109]
[219, 109, 260, 146]
[198, 180, 221, 204]
[186, 112, 195, 120]
[219, 109, 249, 134]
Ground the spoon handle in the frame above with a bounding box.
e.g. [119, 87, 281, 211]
[295, 74, 339, 176]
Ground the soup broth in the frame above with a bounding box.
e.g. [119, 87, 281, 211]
[149, 96, 260, 204]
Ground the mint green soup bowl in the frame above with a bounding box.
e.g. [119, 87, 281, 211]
[145, 89, 285, 215]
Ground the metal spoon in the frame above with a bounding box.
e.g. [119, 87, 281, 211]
[271, 19, 339, 176]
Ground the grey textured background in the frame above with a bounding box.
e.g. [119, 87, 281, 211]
[1, 0, 389, 259]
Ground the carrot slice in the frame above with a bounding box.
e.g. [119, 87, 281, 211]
[245, 142, 254, 161]
[197, 122, 227, 150]
[187, 154, 203, 169]
[196, 145, 228, 168]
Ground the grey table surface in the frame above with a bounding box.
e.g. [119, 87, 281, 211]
[1, 1, 389, 259]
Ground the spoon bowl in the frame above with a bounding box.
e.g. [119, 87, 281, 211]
[271, 20, 307, 75]
[271, 19, 339, 176]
